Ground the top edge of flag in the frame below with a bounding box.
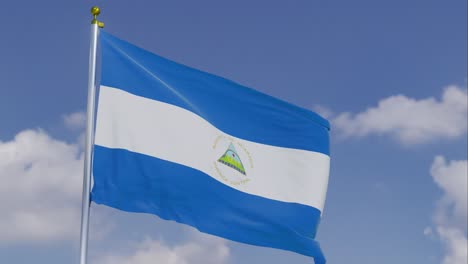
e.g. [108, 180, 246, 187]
[99, 31, 330, 155]
[100, 31, 330, 129]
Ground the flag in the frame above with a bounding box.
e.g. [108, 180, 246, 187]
[91, 31, 330, 264]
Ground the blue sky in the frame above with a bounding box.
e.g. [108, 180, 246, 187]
[0, 1, 466, 264]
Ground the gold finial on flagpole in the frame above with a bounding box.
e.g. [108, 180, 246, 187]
[91, 6, 105, 28]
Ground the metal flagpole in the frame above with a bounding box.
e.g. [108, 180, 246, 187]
[79, 6, 104, 264]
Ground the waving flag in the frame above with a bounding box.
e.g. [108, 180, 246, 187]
[91, 31, 330, 264]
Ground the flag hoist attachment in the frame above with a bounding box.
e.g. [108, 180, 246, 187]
[79, 6, 104, 264]
[91, 6, 105, 28]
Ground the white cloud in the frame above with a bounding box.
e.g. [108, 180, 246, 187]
[0, 129, 83, 242]
[333, 85, 467, 144]
[431, 156, 468, 225]
[436, 227, 468, 264]
[429, 156, 467, 264]
[96, 232, 230, 264]
[63, 111, 86, 130]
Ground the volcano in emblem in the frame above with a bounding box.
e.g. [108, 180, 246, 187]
[217, 143, 246, 175]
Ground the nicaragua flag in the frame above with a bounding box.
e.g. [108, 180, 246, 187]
[91, 31, 330, 264]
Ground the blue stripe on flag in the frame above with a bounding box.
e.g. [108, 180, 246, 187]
[100, 31, 330, 155]
[91, 145, 326, 263]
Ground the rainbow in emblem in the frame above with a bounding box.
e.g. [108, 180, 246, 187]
[217, 143, 246, 175]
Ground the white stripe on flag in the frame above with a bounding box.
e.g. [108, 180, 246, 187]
[95, 86, 330, 211]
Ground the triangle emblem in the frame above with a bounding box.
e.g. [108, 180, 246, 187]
[217, 143, 246, 175]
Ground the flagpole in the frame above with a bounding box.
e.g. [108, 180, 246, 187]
[79, 6, 104, 264]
